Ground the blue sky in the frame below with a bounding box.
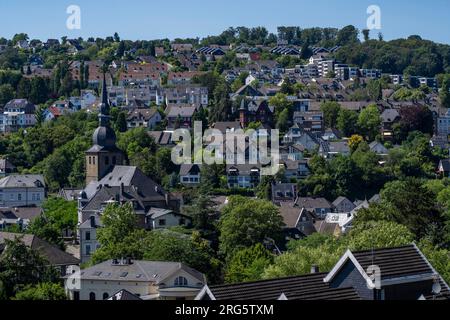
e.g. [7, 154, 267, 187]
[1, 0, 449, 44]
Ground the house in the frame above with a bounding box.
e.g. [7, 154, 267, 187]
[322, 128, 342, 141]
[0, 174, 45, 207]
[148, 131, 175, 148]
[280, 159, 310, 180]
[238, 99, 273, 128]
[279, 204, 317, 239]
[0, 158, 16, 177]
[295, 197, 332, 219]
[279, 144, 305, 161]
[438, 159, 450, 178]
[65, 258, 206, 300]
[227, 164, 261, 188]
[283, 125, 321, 151]
[156, 86, 208, 107]
[436, 109, 450, 136]
[0, 232, 79, 276]
[369, 141, 389, 156]
[165, 106, 196, 129]
[0, 99, 36, 133]
[196, 244, 450, 300]
[179, 164, 201, 185]
[332, 196, 356, 213]
[320, 141, 350, 158]
[293, 111, 324, 133]
[271, 183, 297, 203]
[126, 108, 162, 129]
[380, 109, 400, 140]
[167, 71, 204, 86]
[146, 208, 191, 230]
[58, 188, 83, 201]
[0, 207, 43, 231]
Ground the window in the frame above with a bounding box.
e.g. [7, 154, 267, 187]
[112, 156, 117, 165]
[103, 292, 109, 300]
[73, 291, 80, 301]
[85, 231, 91, 241]
[174, 276, 188, 287]
[105, 156, 109, 165]
[89, 292, 96, 301]
[86, 245, 91, 256]
[18, 194, 22, 201]
[89, 157, 92, 165]
[159, 219, 166, 226]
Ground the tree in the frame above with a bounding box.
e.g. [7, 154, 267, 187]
[13, 283, 67, 300]
[320, 101, 341, 128]
[357, 104, 381, 141]
[184, 192, 216, 231]
[362, 29, 370, 42]
[348, 134, 364, 152]
[209, 79, 232, 123]
[397, 105, 434, 141]
[440, 76, 450, 109]
[336, 25, 359, 46]
[0, 237, 59, 298]
[115, 111, 128, 132]
[366, 79, 382, 101]
[346, 221, 414, 251]
[0, 84, 14, 106]
[219, 196, 284, 259]
[29, 77, 49, 104]
[94, 203, 139, 261]
[225, 244, 274, 284]
[35, 105, 46, 127]
[337, 109, 358, 137]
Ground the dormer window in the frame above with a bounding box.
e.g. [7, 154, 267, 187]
[174, 276, 188, 287]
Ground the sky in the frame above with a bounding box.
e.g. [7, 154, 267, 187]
[1, 0, 449, 44]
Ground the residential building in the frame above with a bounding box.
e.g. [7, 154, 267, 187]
[293, 111, 324, 133]
[0, 207, 42, 231]
[332, 196, 356, 213]
[238, 99, 273, 128]
[146, 208, 191, 230]
[279, 204, 317, 239]
[271, 183, 297, 204]
[165, 106, 196, 129]
[380, 108, 400, 140]
[65, 259, 206, 300]
[196, 244, 450, 300]
[0, 158, 16, 177]
[227, 164, 261, 188]
[0, 175, 45, 207]
[0, 232, 79, 276]
[437, 109, 450, 136]
[295, 197, 332, 219]
[0, 99, 36, 133]
[126, 108, 162, 129]
[179, 164, 201, 186]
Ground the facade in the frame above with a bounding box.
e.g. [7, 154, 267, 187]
[0, 175, 45, 207]
[179, 164, 201, 185]
[227, 165, 261, 188]
[0, 99, 36, 133]
[126, 108, 162, 129]
[65, 259, 206, 300]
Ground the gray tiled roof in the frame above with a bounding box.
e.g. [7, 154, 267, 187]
[76, 259, 205, 284]
[0, 232, 79, 266]
[0, 174, 45, 188]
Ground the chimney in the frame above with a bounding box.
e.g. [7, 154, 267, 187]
[165, 193, 170, 207]
[120, 182, 124, 195]
[90, 216, 96, 228]
[311, 265, 319, 274]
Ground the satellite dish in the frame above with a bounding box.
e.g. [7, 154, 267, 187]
[432, 280, 442, 295]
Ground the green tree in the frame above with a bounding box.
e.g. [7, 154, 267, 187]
[115, 111, 128, 132]
[225, 244, 274, 284]
[320, 101, 341, 128]
[219, 196, 284, 259]
[440, 76, 450, 109]
[0, 237, 59, 298]
[0, 84, 15, 106]
[337, 109, 358, 137]
[13, 283, 67, 301]
[357, 104, 381, 141]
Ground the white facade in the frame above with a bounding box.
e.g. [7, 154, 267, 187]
[0, 175, 45, 207]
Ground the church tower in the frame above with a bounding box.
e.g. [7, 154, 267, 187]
[85, 73, 125, 185]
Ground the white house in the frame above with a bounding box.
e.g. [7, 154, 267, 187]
[145, 208, 191, 230]
[0, 99, 36, 133]
[65, 259, 206, 300]
[0, 175, 45, 207]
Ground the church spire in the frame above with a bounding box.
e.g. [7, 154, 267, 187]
[98, 71, 110, 126]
